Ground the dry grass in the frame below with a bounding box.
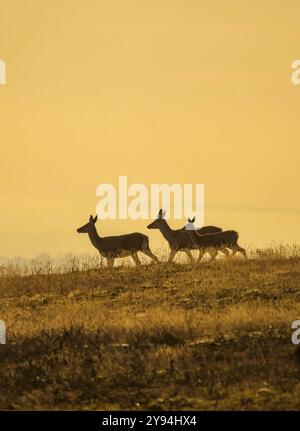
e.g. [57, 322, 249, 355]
[0, 246, 300, 410]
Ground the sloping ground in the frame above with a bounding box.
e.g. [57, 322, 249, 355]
[0, 256, 300, 410]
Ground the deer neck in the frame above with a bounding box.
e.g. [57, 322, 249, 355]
[88, 225, 101, 249]
[158, 220, 177, 244]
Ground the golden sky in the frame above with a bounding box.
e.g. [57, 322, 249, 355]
[1, 0, 300, 256]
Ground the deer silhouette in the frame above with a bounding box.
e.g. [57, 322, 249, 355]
[178, 217, 222, 234]
[77, 215, 159, 267]
[147, 209, 246, 263]
[178, 217, 225, 261]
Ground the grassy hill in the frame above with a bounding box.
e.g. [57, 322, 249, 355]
[0, 248, 300, 410]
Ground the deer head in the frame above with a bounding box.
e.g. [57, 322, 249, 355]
[77, 215, 98, 233]
[147, 209, 166, 229]
[185, 216, 196, 230]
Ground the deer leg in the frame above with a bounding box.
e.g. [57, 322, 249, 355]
[168, 249, 177, 263]
[241, 248, 247, 259]
[140, 236, 160, 263]
[107, 257, 114, 268]
[233, 245, 247, 258]
[132, 252, 141, 266]
[185, 249, 195, 264]
[141, 249, 160, 263]
[221, 247, 230, 258]
[209, 248, 218, 261]
[197, 248, 205, 263]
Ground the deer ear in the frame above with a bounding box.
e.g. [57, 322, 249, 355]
[188, 218, 192, 223]
[89, 215, 93, 222]
[192, 217, 195, 223]
[158, 209, 163, 219]
[93, 215, 98, 223]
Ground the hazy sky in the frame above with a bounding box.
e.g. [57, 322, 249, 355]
[1, 0, 300, 256]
